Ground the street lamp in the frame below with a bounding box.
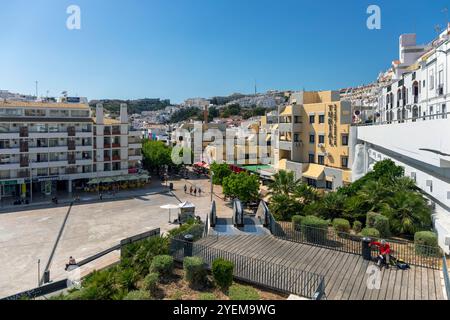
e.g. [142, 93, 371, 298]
[29, 158, 33, 203]
[37, 259, 40, 287]
[210, 171, 214, 202]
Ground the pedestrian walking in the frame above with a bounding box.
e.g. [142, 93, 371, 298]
[198, 188, 202, 197]
[194, 188, 197, 197]
[184, 184, 187, 194]
[99, 193, 103, 200]
[189, 186, 193, 195]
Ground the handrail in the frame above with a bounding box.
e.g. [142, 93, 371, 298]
[356, 111, 450, 127]
[443, 256, 450, 300]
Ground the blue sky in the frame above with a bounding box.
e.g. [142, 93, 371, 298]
[0, 0, 448, 103]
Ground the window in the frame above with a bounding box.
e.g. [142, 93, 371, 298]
[341, 156, 349, 168]
[309, 134, 315, 144]
[71, 110, 90, 117]
[326, 181, 333, 190]
[319, 115, 325, 124]
[309, 115, 315, 124]
[430, 70, 435, 90]
[309, 154, 315, 163]
[306, 178, 317, 188]
[443, 104, 447, 119]
[439, 70, 444, 86]
[342, 134, 349, 146]
[294, 116, 301, 123]
[294, 134, 299, 142]
[318, 135, 325, 144]
[318, 155, 325, 165]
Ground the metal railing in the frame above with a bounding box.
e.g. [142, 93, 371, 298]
[273, 221, 442, 269]
[443, 256, 450, 300]
[356, 111, 450, 127]
[170, 237, 326, 300]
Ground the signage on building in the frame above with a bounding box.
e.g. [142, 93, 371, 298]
[0, 179, 24, 185]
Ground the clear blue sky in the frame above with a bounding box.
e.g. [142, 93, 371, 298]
[0, 0, 448, 103]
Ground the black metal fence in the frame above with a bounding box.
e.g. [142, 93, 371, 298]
[273, 221, 442, 269]
[2, 279, 68, 301]
[170, 237, 326, 300]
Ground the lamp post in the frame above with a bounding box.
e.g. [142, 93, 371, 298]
[29, 159, 33, 203]
[210, 171, 214, 202]
[37, 259, 40, 287]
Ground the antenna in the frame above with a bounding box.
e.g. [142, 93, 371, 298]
[254, 79, 257, 95]
[35, 81, 38, 99]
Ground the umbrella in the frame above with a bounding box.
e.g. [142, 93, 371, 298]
[127, 175, 140, 181]
[102, 177, 115, 183]
[87, 178, 100, 185]
[160, 204, 180, 223]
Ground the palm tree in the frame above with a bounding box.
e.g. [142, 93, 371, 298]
[294, 183, 320, 205]
[269, 193, 303, 221]
[319, 192, 346, 220]
[380, 191, 432, 236]
[269, 170, 300, 196]
[357, 180, 393, 212]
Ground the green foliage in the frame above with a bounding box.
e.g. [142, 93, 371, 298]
[373, 214, 391, 238]
[142, 140, 173, 172]
[366, 212, 379, 228]
[313, 192, 346, 220]
[121, 236, 169, 277]
[212, 258, 234, 290]
[292, 215, 304, 231]
[269, 170, 300, 196]
[361, 228, 380, 238]
[123, 290, 152, 300]
[353, 221, 363, 233]
[150, 255, 174, 277]
[414, 231, 439, 256]
[222, 173, 260, 203]
[269, 193, 303, 221]
[228, 284, 260, 300]
[183, 257, 207, 287]
[332, 218, 351, 234]
[143, 272, 159, 294]
[167, 219, 204, 240]
[380, 191, 431, 236]
[301, 216, 328, 243]
[169, 107, 202, 123]
[210, 162, 232, 185]
[294, 183, 320, 205]
[222, 104, 241, 118]
[90, 99, 171, 116]
[118, 268, 139, 291]
[198, 293, 217, 300]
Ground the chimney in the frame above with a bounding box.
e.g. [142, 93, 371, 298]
[120, 103, 128, 124]
[96, 103, 104, 125]
[204, 105, 209, 124]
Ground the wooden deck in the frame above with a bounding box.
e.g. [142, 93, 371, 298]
[197, 235, 445, 300]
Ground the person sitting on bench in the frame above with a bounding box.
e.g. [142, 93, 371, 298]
[65, 256, 77, 270]
[370, 239, 391, 269]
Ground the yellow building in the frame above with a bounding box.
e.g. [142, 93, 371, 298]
[275, 91, 353, 190]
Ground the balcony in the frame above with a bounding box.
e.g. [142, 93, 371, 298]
[112, 155, 121, 161]
[279, 140, 292, 151]
[68, 157, 76, 165]
[68, 141, 76, 151]
[112, 130, 121, 135]
[20, 157, 29, 167]
[104, 129, 112, 136]
[20, 142, 29, 153]
[112, 143, 121, 148]
[66, 168, 78, 175]
[17, 171, 30, 178]
[104, 156, 111, 162]
[67, 127, 76, 137]
[19, 127, 28, 138]
[278, 123, 292, 133]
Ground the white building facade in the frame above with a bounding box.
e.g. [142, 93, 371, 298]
[354, 28, 450, 253]
[0, 100, 142, 200]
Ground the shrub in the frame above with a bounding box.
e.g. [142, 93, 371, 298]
[332, 218, 351, 235]
[373, 214, 390, 238]
[301, 215, 328, 243]
[361, 228, 380, 238]
[143, 272, 159, 293]
[123, 290, 152, 300]
[366, 212, 379, 228]
[292, 215, 304, 231]
[184, 256, 207, 287]
[228, 284, 260, 300]
[212, 258, 234, 290]
[118, 268, 139, 291]
[198, 293, 216, 300]
[150, 255, 174, 277]
[414, 231, 439, 256]
[353, 221, 363, 233]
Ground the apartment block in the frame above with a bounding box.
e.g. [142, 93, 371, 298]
[274, 91, 353, 190]
[0, 100, 142, 200]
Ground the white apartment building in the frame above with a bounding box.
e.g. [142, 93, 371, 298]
[354, 27, 450, 253]
[0, 100, 142, 200]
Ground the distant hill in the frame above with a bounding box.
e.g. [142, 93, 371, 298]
[89, 98, 171, 115]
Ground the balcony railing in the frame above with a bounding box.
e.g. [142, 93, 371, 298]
[112, 143, 121, 148]
[19, 127, 28, 137]
[67, 127, 76, 137]
[112, 155, 121, 161]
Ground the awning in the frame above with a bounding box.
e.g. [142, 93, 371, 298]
[302, 164, 325, 180]
[280, 106, 292, 116]
[326, 175, 335, 182]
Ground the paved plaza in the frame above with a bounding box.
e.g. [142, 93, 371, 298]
[0, 175, 224, 298]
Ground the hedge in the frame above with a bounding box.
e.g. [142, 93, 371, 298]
[353, 221, 363, 233]
[361, 227, 380, 238]
[301, 216, 328, 243]
[332, 218, 351, 235]
[292, 215, 304, 231]
[373, 214, 390, 238]
[414, 231, 439, 256]
[143, 272, 159, 293]
[212, 258, 234, 290]
[150, 255, 174, 277]
[184, 256, 207, 287]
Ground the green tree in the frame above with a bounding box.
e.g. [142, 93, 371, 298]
[222, 173, 260, 203]
[293, 183, 320, 205]
[142, 140, 172, 173]
[269, 193, 303, 221]
[380, 191, 431, 236]
[269, 170, 300, 196]
[210, 162, 232, 185]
